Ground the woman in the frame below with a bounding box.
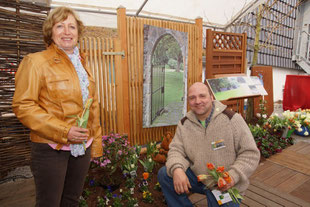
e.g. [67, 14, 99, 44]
[12, 7, 103, 207]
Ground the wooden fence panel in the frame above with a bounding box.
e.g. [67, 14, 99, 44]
[252, 66, 274, 117]
[124, 16, 202, 145]
[80, 37, 119, 135]
[205, 29, 247, 113]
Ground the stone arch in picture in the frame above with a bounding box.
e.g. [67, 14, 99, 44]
[143, 25, 188, 127]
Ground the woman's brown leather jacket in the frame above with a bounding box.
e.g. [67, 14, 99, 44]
[12, 44, 103, 158]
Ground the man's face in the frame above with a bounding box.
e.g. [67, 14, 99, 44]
[188, 83, 214, 119]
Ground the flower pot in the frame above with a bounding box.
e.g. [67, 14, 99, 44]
[294, 126, 310, 137]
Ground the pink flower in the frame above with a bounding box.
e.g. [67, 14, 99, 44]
[108, 138, 115, 144]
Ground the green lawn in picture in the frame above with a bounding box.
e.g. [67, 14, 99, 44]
[164, 70, 183, 105]
[213, 88, 245, 101]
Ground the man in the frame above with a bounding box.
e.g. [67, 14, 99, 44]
[158, 82, 260, 207]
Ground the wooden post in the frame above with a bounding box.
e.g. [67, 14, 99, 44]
[195, 17, 203, 82]
[114, 39, 125, 133]
[241, 32, 247, 73]
[117, 7, 131, 138]
[252, 66, 274, 117]
[205, 29, 213, 79]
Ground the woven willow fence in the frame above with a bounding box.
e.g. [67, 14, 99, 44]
[0, 0, 49, 178]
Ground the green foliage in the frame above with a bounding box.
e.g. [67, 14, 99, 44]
[97, 196, 105, 207]
[92, 133, 135, 185]
[142, 190, 154, 204]
[164, 70, 184, 105]
[78, 197, 88, 207]
[256, 99, 268, 125]
[139, 156, 156, 173]
[152, 34, 183, 72]
[248, 100, 295, 158]
[248, 124, 268, 138]
[146, 141, 158, 157]
[138, 141, 158, 173]
[153, 182, 162, 191]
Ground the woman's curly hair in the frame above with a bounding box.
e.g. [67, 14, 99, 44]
[43, 7, 84, 46]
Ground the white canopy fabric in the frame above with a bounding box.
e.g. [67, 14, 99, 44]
[51, 0, 254, 28]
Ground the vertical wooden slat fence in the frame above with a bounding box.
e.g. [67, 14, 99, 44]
[80, 37, 120, 135]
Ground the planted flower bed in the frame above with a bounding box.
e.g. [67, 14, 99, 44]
[79, 133, 167, 207]
[249, 100, 310, 158]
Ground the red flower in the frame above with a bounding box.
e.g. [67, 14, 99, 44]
[223, 172, 232, 183]
[216, 166, 225, 173]
[218, 177, 227, 188]
[207, 163, 215, 170]
[143, 172, 149, 180]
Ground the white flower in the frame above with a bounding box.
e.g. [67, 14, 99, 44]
[120, 189, 123, 193]
[262, 114, 267, 119]
[105, 198, 110, 205]
[274, 113, 279, 116]
[298, 127, 302, 132]
[130, 187, 134, 194]
[256, 113, 261, 118]
[149, 158, 152, 162]
[131, 164, 135, 169]
[304, 131, 309, 136]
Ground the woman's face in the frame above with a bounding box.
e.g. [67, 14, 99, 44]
[52, 14, 78, 54]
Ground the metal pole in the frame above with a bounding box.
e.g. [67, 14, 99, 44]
[135, 0, 149, 16]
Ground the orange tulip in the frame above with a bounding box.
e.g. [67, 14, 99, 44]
[218, 177, 227, 188]
[143, 172, 149, 180]
[207, 163, 215, 170]
[223, 172, 232, 183]
[216, 166, 225, 173]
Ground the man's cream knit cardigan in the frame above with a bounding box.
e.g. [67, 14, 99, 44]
[166, 100, 260, 194]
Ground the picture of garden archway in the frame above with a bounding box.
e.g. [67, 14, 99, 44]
[143, 25, 188, 128]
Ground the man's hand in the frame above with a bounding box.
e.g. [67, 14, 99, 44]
[173, 168, 192, 194]
[219, 176, 235, 192]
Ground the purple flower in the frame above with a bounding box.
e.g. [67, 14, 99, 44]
[108, 138, 115, 144]
[90, 179, 95, 186]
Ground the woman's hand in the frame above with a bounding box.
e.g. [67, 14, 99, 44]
[67, 126, 89, 144]
[173, 168, 192, 194]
